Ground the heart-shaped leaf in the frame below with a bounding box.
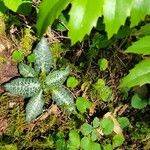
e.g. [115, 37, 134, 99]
[26, 90, 44, 122]
[4, 78, 41, 98]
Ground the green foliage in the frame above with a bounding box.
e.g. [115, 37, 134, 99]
[92, 79, 113, 102]
[120, 60, 150, 91]
[26, 90, 44, 121]
[51, 86, 75, 112]
[80, 123, 93, 136]
[130, 0, 150, 27]
[45, 67, 69, 87]
[76, 97, 92, 113]
[36, 0, 71, 37]
[4, 38, 74, 121]
[0, 144, 18, 150]
[12, 50, 24, 62]
[131, 94, 148, 109]
[35, 0, 150, 44]
[100, 118, 114, 135]
[126, 36, 150, 55]
[91, 33, 112, 49]
[92, 117, 100, 128]
[103, 144, 113, 150]
[68, 130, 80, 149]
[2, 0, 32, 15]
[112, 134, 125, 148]
[33, 38, 52, 74]
[98, 58, 108, 71]
[118, 117, 130, 129]
[91, 129, 99, 142]
[27, 53, 36, 63]
[137, 23, 150, 36]
[68, 0, 104, 44]
[103, 0, 132, 38]
[67, 76, 79, 88]
[4, 78, 41, 98]
[19, 63, 37, 77]
[81, 137, 101, 150]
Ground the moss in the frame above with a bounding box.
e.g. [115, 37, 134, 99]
[20, 28, 36, 56]
[0, 17, 5, 35]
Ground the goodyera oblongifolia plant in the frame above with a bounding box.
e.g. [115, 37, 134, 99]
[4, 38, 75, 122]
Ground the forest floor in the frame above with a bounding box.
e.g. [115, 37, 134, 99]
[0, 12, 150, 150]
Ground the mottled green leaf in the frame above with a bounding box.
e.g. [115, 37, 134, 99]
[120, 60, 150, 90]
[33, 38, 52, 74]
[45, 67, 69, 87]
[4, 78, 41, 98]
[19, 63, 37, 77]
[130, 0, 150, 27]
[26, 90, 44, 122]
[103, 0, 132, 38]
[68, 0, 104, 44]
[126, 36, 150, 55]
[36, 0, 71, 37]
[51, 86, 75, 111]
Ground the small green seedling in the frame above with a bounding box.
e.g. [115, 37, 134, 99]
[100, 118, 114, 135]
[76, 97, 92, 114]
[4, 38, 75, 122]
[12, 50, 24, 62]
[131, 94, 148, 109]
[67, 76, 79, 88]
[68, 130, 80, 149]
[27, 53, 36, 63]
[118, 117, 130, 129]
[92, 79, 113, 102]
[112, 134, 125, 148]
[98, 58, 108, 71]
